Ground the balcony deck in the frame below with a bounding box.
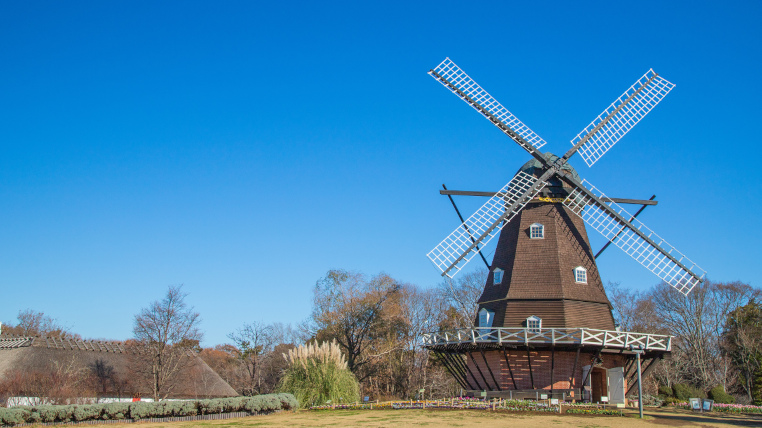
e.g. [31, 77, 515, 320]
[422, 327, 671, 352]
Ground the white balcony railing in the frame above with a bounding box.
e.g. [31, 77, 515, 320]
[422, 327, 671, 352]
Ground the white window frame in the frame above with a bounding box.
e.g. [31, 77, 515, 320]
[526, 315, 542, 332]
[493, 268, 504, 285]
[574, 266, 588, 284]
[529, 223, 544, 239]
[478, 308, 494, 327]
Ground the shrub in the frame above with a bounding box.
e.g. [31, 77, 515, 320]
[673, 383, 705, 401]
[0, 408, 30, 426]
[708, 385, 735, 404]
[279, 340, 360, 407]
[103, 403, 130, 420]
[128, 402, 153, 420]
[0, 393, 296, 425]
[658, 385, 673, 397]
[73, 404, 103, 421]
[640, 393, 663, 407]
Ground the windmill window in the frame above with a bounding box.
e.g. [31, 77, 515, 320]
[526, 315, 542, 332]
[493, 268, 504, 285]
[478, 308, 494, 328]
[574, 266, 588, 284]
[530, 223, 544, 239]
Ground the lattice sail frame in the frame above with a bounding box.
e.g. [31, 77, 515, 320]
[428, 171, 546, 278]
[563, 180, 706, 295]
[573, 69, 675, 167]
[431, 58, 547, 152]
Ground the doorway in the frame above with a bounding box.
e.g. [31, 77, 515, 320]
[591, 367, 608, 403]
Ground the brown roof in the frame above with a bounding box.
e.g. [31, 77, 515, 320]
[0, 335, 237, 399]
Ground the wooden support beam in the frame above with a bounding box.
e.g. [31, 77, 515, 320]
[439, 189, 659, 205]
[502, 347, 519, 390]
[447, 353, 473, 391]
[570, 347, 581, 392]
[436, 351, 469, 390]
[449, 351, 478, 391]
[550, 347, 555, 394]
[479, 347, 502, 391]
[581, 348, 603, 389]
[626, 356, 662, 396]
[526, 348, 536, 389]
[460, 351, 484, 391]
[468, 350, 492, 391]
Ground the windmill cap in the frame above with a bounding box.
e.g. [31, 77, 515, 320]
[518, 152, 581, 183]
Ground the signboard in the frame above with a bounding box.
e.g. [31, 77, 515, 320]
[600, 396, 608, 403]
[703, 399, 714, 411]
[540, 394, 548, 399]
[363, 396, 369, 402]
[480, 391, 487, 397]
[550, 398, 559, 405]
[689, 398, 701, 410]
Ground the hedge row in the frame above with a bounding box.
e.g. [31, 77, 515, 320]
[0, 393, 298, 426]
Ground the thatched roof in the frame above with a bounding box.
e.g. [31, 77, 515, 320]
[0, 335, 237, 399]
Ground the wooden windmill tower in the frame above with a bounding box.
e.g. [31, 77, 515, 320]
[422, 58, 706, 403]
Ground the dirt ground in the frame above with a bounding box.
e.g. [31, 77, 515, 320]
[100, 408, 762, 428]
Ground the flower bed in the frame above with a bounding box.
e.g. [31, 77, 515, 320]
[565, 408, 623, 416]
[311, 398, 559, 413]
[0, 394, 298, 426]
[703, 403, 762, 414]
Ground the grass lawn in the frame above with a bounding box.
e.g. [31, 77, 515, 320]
[99, 408, 762, 427]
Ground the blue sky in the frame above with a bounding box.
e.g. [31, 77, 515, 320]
[1, 1, 760, 346]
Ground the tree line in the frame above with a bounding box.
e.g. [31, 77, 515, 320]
[2, 272, 760, 404]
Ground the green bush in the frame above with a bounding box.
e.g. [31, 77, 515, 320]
[672, 383, 705, 401]
[279, 341, 360, 407]
[0, 393, 296, 425]
[103, 403, 130, 420]
[708, 385, 735, 404]
[658, 385, 673, 397]
[128, 402, 153, 420]
[0, 408, 30, 426]
[74, 404, 104, 421]
[640, 393, 663, 407]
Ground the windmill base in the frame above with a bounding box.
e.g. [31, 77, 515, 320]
[428, 343, 668, 403]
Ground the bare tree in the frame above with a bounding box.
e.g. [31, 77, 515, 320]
[650, 280, 759, 388]
[228, 321, 275, 395]
[436, 269, 486, 328]
[2, 309, 78, 339]
[132, 285, 203, 401]
[309, 270, 399, 380]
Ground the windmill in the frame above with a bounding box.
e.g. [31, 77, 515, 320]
[427, 58, 705, 295]
[422, 58, 706, 405]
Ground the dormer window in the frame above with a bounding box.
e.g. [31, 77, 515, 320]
[493, 268, 504, 285]
[530, 223, 544, 239]
[526, 315, 541, 332]
[574, 266, 587, 284]
[478, 308, 494, 327]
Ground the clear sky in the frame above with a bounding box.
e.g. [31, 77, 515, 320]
[1, 1, 760, 346]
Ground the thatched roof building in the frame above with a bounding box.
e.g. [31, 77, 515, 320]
[0, 335, 236, 401]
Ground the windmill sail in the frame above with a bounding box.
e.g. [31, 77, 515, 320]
[563, 179, 705, 295]
[573, 69, 675, 167]
[429, 58, 547, 154]
[428, 171, 547, 278]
